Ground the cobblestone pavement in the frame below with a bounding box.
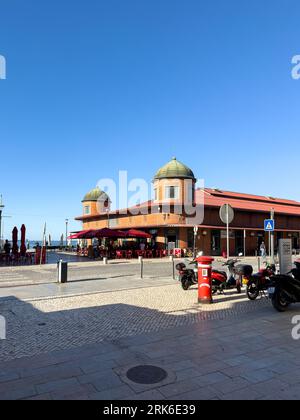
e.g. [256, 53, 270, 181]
[0, 301, 299, 400]
[0, 283, 270, 362]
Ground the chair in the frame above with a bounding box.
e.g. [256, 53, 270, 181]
[116, 251, 123, 259]
[126, 250, 133, 259]
[174, 249, 182, 258]
[147, 250, 153, 259]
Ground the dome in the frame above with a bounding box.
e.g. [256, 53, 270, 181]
[154, 157, 196, 181]
[82, 187, 110, 203]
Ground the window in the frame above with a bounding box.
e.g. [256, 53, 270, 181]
[84, 206, 91, 215]
[187, 184, 194, 203]
[154, 188, 158, 201]
[165, 186, 179, 200]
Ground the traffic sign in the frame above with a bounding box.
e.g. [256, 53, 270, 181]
[219, 204, 235, 224]
[264, 219, 275, 232]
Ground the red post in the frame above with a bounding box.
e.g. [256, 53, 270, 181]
[196, 256, 214, 304]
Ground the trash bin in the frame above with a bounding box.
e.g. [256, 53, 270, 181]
[57, 260, 68, 283]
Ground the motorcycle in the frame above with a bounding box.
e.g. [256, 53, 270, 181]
[246, 263, 276, 301]
[268, 261, 300, 312]
[175, 261, 197, 290]
[176, 258, 253, 294]
[220, 259, 253, 294]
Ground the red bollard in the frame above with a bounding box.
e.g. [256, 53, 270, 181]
[196, 256, 215, 304]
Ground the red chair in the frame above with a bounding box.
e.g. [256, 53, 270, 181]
[126, 250, 133, 259]
[147, 250, 153, 258]
[116, 251, 123, 259]
[174, 249, 182, 258]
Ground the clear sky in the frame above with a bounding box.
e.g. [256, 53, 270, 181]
[0, 0, 300, 240]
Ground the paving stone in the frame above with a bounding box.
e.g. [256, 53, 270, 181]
[194, 372, 231, 387]
[171, 387, 218, 401]
[78, 371, 123, 392]
[158, 379, 200, 399]
[240, 369, 277, 384]
[220, 387, 262, 400]
[0, 386, 37, 401]
[212, 377, 251, 395]
[89, 385, 136, 400]
[36, 378, 80, 394]
[26, 393, 53, 401]
[0, 372, 20, 383]
[123, 389, 165, 400]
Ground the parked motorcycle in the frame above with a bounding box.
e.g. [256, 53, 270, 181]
[220, 259, 253, 294]
[176, 258, 253, 294]
[246, 263, 276, 301]
[175, 261, 197, 290]
[268, 261, 300, 312]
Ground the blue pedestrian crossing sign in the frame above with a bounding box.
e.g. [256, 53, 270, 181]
[264, 219, 275, 232]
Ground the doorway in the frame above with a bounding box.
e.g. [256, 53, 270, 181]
[211, 230, 221, 256]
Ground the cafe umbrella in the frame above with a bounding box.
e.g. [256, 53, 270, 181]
[12, 227, 19, 255]
[20, 224, 27, 257]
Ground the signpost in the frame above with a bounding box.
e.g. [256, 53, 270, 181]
[264, 210, 275, 263]
[219, 204, 234, 259]
[193, 226, 199, 258]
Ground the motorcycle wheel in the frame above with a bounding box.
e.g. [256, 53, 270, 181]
[272, 289, 290, 312]
[247, 280, 259, 301]
[181, 279, 191, 291]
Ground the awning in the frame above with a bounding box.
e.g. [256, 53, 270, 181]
[125, 229, 152, 239]
[69, 228, 127, 239]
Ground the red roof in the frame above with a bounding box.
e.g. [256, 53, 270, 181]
[76, 188, 300, 220]
[198, 189, 300, 216]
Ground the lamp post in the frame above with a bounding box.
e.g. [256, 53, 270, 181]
[0, 195, 4, 250]
[106, 209, 110, 228]
[193, 226, 199, 259]
[65, 219, 69, 249]
[270, 208, 275, 264]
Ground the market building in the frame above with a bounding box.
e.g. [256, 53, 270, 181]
[75, 158, 300, 256]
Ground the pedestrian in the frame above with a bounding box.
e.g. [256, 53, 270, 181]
[4, 240, 11, 265]
[260, 241, 266, 258]
[4, 240, 11, 254]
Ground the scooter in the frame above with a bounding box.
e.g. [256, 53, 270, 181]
[246, 263, 276, 301]
[175, 261, 197, 290]
[268, 261, 300, 312]
[219, 259, 253, 295]
[176, 258, 253, 294]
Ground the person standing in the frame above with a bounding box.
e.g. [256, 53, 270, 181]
[4, 240, 11, 255]
[260, 241, 266, 258]
[4, 240, 11, 265]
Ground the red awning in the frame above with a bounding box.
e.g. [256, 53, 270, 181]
[94, 228, 127, 238]
[68, 230, 94, 239]
[125, 229, 152, 239]
[69, 228, 127, 239]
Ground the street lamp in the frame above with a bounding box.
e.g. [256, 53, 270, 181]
[106, 208, 110, 228]
[65, 219, 69, 249]
[0, 195, 5, 250]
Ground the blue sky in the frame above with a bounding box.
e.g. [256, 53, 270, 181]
[0, 0, 299, 239]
